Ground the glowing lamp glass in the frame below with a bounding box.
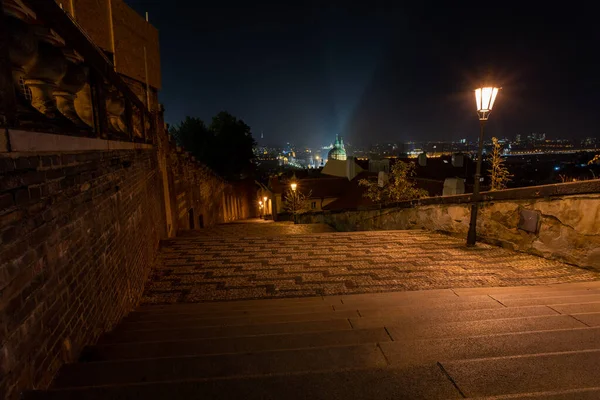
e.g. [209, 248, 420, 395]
[475, 87, 499, 112]
[291, 183, 297, 191]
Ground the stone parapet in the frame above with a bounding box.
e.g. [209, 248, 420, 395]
[298, 181, 600, 271]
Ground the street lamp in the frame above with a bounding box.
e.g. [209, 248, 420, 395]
[290, 182, 297, 224]
[263, 196, 268, 219]
[259, 200, 263, 219]
[467, 86, 500, 246]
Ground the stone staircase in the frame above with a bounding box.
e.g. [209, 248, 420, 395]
[24, 282, 600, 399]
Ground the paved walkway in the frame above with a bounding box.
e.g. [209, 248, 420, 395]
[142, 220, 599, 304]
[32, 281, 600, 399]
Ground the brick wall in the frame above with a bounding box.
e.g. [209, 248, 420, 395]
[0, 149, 165, 398]
[0, 129, 255, 398]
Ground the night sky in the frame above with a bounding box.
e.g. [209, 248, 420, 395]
[125, 2, 599, 147]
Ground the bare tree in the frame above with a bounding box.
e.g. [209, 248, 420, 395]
[359, 160, 428, 204]
[282, 188, 312, 223]
[589, 154, 599, 166]
[488, 137, 512, 191]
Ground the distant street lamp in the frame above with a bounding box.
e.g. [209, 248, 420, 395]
[290, 181, 297, 224]
[467, 87, 500, 246]
[259, 200, 263, 219]
[263, 196, 268, 219]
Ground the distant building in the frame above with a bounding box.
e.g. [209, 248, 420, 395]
[328, 135, 347, 161]
[322, 157, 365, 180]
[368, 159, 390, 174]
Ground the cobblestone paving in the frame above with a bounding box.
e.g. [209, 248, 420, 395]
[177, 219, 336, 238]
[143, 220, 599, 304]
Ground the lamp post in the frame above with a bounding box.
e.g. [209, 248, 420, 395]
[290, 182, 297, 224]
[467, 87, 500, 246]
[263, 196, 268, 219]
[259, 200, 263, 219]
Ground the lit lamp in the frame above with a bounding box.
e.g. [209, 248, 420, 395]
[467, 86, 500, 246]
[290, 181, 298, 224]
[263, 196, 268, 219]
[259, 200, 263, 219]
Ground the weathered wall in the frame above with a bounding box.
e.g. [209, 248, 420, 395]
[111, 0, 161, 89]
[58, 0, 162, 89]
[0, 134, 254, 399]
[165, 149, 228, 232]
[0, 149, 165, 398]
[156, 133, 254, 235]
[298, 182, 600, 271]
[68, 0, 112, 50]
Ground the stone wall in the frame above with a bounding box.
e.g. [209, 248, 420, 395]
[0, 133, 254, 399]
[163, 148, 253, 233]
[298, 181, 600, 271]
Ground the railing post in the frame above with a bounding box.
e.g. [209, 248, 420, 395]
[124, 98, 133, 141]
[140, 110, 146, 142]
[90, 69, 108, 138]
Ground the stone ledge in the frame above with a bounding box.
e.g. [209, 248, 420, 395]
[2, 130, 153, 153]
[315, 180, 600, 215]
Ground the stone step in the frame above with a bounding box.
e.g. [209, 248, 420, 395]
[378, 314, 587, 341]
[472, 387, 600, 399]
[550, 302, 600, 314]
[451, 283, 600, 297]
[82, 327, 392, 362]
[117, 309, 359, 331]
[53, 343, 388, 388]
[380, 326, 600, 367]
[349, 304, 557, 323]
[340, 299, 505, 313]
[492, 294, 600, 307]
[120, 303, 559, 332]
[137, 300, 341, 314]
[137, 295, 340, 313]
[135, 287, 600, 319]
[125, 304, 339, 322]
[482, 289, 600, 301]
[337, 294, 500, 308]
[133, 289, 483, 315]
[441, 349, 600, 398]
[126, 297, 505, 324]
[571, 312, 600, 327]
[24, 366, 462, 399]
[98, 318, 353, 344]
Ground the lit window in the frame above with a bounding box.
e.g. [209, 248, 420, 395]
[311, 201, 317, 209]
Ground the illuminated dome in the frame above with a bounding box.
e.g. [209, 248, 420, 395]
[328, 135, 347, 161]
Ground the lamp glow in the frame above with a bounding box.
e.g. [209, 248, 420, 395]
[290, 183, 297, 191]
[474, 87, 499, 120]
